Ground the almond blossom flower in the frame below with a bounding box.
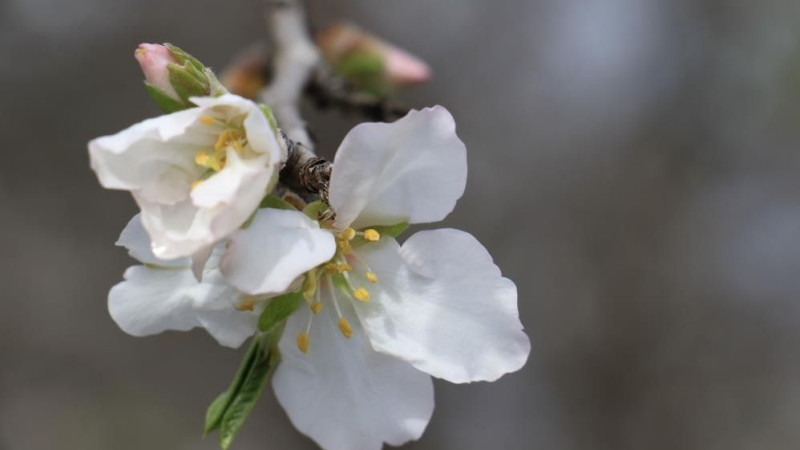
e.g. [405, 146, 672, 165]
[221, 106, 531, 450]
[89, 94, 283, 260]
[109, 214, 262, 348]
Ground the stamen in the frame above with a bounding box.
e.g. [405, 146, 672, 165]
[310, 281, 324, 314]
[297, 308, 314, 353]
[363, 229, 381, 241]
[199, 116, 216, 126]
[235, 297, 257, 311]
[296, 332, 310, 353]
[366, 271, 378, 283]
[194, 151, 210, 166]
[302, 270, 318, 301]
[338, 318, 353, 338]
[194, 150, 223, 171]
[353, 288, 370, 302]
[327, 280, 344, 318]
[191, 180, 203, 190]
[347, 252, 379, 285]
[339, 228, 356, 241]
[338, 239, 353, 254]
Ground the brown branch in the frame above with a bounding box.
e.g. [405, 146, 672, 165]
[307, 62, 410, 122]
[259, 0, 332, 199]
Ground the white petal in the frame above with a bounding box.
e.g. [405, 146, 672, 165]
[221, 209, 336, 295]
[353, 229, 531, 383]
[115, 214, 190, 268]
[328, 106, 467, 229]
[91, 94, 283, 259]
[108, 265, 200, 337]
[88, 107, 211, 203]
[190, 263, 260, 348]
[135, 152, 272, 261]
[109, 249, 258, 348]
[191, 94, 284, 161]
[273, 298, 433, 450]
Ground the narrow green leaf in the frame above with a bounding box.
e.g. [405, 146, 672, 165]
[372, 222, 409, 238]
[203, 337, 260, 434]
[219, 341, 274, 450]
[259, 195, 297, 211]
[143, 82, 188, 113]
[258, 292, 303, 332]
[168, 63, 209, 102]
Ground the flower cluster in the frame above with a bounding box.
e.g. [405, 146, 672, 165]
[90, 44, 530, 450]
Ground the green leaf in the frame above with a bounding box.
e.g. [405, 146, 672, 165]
[204, 337, 261, 434]
[259, 104, 279, 135]
[371, 222, 409, 238]
[168, 63, 209, 102]
[303, 200, 329, 221]
[259, 195, 297, 211]
[258, 291, 303, 332]
[143, 82, 188, 113]
[219, 334, 280, 450]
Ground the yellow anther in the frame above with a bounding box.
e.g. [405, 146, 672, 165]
[325, 263, 338, 274]
[310, 301, 324, 315]
[195, 151, 210, 166]
[337, 263, 353, 273]
[191, 179, 203, 190]
[363, 229, 380, 242]
[215, 130, 244, 152]
[339, 228, 356, 241]
[338, 317, 353, 338]
[198, 116, 216, 126]
[353, 288, 370, 302]
[195, 150, 223, 171]
[296, 332, 310, 353]
[235, 297, 257, 311]
[338, 240, 352, 254]
[366, 271, 378, 284]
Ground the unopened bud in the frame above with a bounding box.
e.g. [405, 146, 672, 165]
[316, 23, 431, 96]
[135, 43, 227, 113]
[135, 44, 180, 101]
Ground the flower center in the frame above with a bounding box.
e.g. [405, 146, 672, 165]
[294, 226, 383, 354]
[191, 115, 249, 189]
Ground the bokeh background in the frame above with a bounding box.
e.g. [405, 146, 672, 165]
[3, 0, 800, 448]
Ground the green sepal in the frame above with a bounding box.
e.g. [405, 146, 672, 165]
[219, 331, 282, 450]
[168, 63, 209, 102]
[143, 81, 188, 113]
[259, 104, 279, 135]
[258, 291, 304, 332]
[371, 222, 409, 238]
[336, 51, 389, 97]
[259, 195, 297, 211]
[164, 43, 205, 72]
[303, 200, 329, 221]
[204, 336, 261, 434]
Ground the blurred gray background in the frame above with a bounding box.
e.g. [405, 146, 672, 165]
[3, 0, 800, 449]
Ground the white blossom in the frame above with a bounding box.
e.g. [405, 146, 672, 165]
[221, 106, 530, 450]
[89, 94, 283, 260]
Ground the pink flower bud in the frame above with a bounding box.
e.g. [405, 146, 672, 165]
[134, 43, 180, 100]
[383, 43, 431, 86]
[317, 23, 431, 89]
